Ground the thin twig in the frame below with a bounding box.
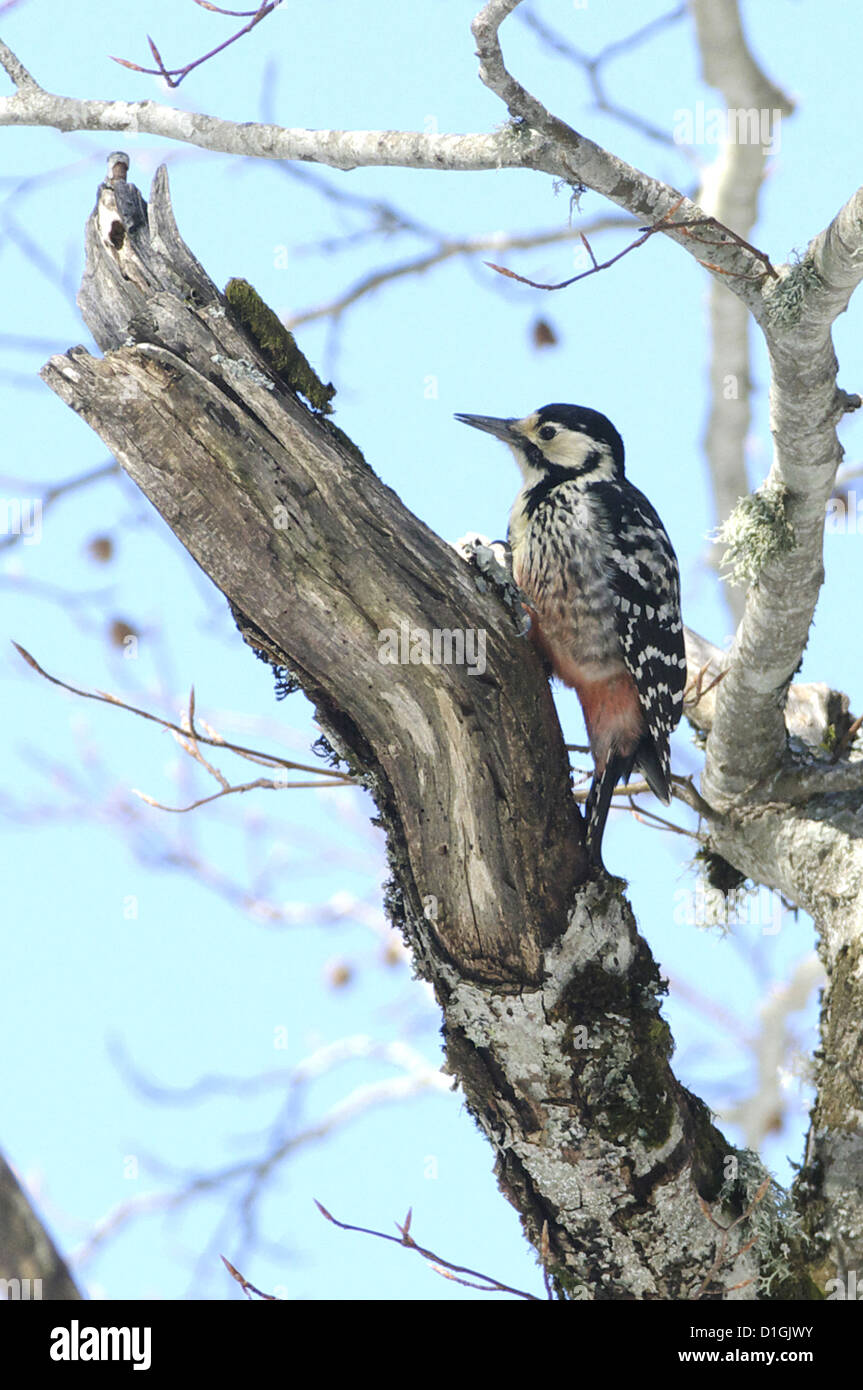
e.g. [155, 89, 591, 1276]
[11, 642, 352, 781]
[670, 774, 715, 819]
[221, 1255, 277, 1301]
[487, 207, 777, 292]
[567, 754, 712, 825]
[112, 0, 276, 89]
[314, 1201, 542, 1300]
[684, 661, 727, 711]
[626, 796, 702, 841]
[134, 775, 351, 814]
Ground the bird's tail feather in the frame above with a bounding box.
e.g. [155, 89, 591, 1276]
[634, 735, 671, 805]
[585, 751, 635, 867]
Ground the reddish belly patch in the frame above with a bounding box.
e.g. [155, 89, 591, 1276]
[529, 617, 644, 770]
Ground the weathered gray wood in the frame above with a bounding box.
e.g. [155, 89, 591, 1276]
[52, 165, 584, 986]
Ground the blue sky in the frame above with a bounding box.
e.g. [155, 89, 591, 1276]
[1, 0, 861, 1300]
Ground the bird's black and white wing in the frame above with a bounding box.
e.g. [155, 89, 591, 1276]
[592, 479, 687, 798]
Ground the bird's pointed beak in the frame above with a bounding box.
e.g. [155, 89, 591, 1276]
[454, 413, 517, 443]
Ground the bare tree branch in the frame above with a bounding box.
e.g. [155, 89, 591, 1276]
[702, 187, 863, 808]
[469, 1, 772, 312]
[0, 35, 40, 90]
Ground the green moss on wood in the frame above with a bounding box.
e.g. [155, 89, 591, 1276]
[224, 277, 335, 414]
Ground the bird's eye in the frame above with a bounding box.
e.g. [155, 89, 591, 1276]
[538, 425, 556, 442]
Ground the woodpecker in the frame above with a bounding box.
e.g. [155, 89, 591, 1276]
[455, 403, 686, 865]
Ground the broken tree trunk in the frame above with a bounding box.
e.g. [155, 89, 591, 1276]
[40, 162, 808, 1299]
